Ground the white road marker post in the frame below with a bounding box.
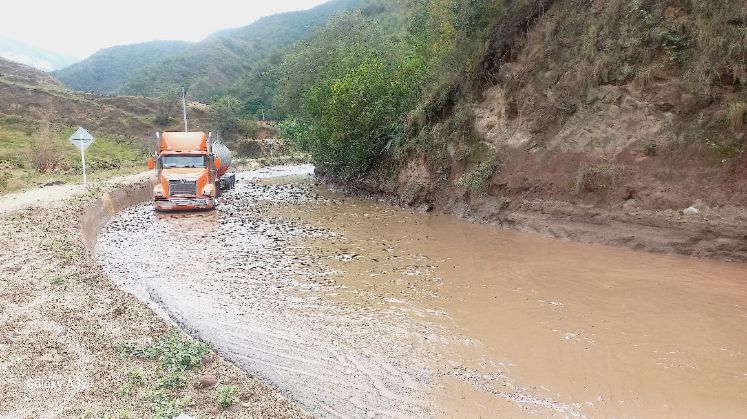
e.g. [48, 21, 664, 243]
[68, 127, 95, 188]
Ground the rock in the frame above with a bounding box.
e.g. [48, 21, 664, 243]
[197, 374, 218, 388]
[683, 206, 700, 215]
[174, 415, 195, 419]
[415, 203, 433, 213]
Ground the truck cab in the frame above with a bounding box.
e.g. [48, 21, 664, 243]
[148, 131, 235, 212]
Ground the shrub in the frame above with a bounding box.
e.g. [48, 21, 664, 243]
[0, 172, 10, 192]
[30, 122, 62, 173]
[572, 163, 624, 194]
[457, 160, 497, 195]
[216, 385, 238, 409]
[728, 102, 746, 133]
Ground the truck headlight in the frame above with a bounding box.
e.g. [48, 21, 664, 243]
[154, 185, 164, 197]
[202, 185, 214, 196]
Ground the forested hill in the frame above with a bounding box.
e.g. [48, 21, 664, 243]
[53, 41, 192, 94]
[55, 0, 360, 106]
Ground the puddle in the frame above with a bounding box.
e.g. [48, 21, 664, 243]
[97, 166, 747, 418]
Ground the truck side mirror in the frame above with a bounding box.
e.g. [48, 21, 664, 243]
[147, 156, 155, 170]
[215, 157, 222, 171]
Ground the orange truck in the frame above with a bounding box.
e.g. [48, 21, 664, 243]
[147, 131, 236, 211]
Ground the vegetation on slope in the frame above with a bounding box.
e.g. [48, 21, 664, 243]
[54, 41, 192, 94]
[0, 114, 145, 193]
[63, 0, 360, 114]
[275, 0, 746, 208]
[276, 0, 503, 175]
[0, 57, 210, 194]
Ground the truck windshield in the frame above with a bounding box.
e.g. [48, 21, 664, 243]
[162, 155, 206, 168]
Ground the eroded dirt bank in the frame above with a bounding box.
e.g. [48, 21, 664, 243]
[98, 166, 747, 418]
[359, 0, 747, 263]
[0, 173, 308, 418]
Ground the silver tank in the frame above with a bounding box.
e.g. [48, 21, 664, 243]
[212, 141, 232, 176]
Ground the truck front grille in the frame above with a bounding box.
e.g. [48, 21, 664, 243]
[169, 180, 198, 196]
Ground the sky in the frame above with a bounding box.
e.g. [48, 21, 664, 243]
[0, 0, 330, 59]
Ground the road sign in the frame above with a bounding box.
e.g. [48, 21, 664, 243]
[68, 127, 94, 187]
[68, 127, 94, 151]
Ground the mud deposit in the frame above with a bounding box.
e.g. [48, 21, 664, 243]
[97, 165, 747, 418]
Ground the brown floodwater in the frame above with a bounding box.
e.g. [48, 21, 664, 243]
[97, 165, 747, 418]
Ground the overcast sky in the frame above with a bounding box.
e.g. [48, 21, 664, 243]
[1, 0, 330, 58]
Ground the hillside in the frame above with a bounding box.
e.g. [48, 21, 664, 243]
[277, 0, 747, 259]
[0, 36, 78, 71]
[53, 41, 192, 94]
[0, 57, 210, 193]
[56, 0, 359, 111]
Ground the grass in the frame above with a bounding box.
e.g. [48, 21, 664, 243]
[572, 163, 624, 194]
[0, 114, 146, 194]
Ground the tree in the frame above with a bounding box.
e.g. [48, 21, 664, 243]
[153, 86, 182, 127]
[212, 95, 242, 135]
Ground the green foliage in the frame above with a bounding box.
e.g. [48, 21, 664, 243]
[661, 28, 691, 63]
[212, 95, 242, 133]
[119, 368, 146, 396]
[116, 331, 210, 376]
[132, 331, 209, 373]
[278, 118, 313, 151]
[216, 385, 239, 409]
[147, 389, 191, 419]
[457, 160, 497, 195]
[116, 331, 210, 418]
[302, 55, 416, 173]
[212, 94, 260, 140]
[153, 86, 183, 127]
[275, 0, 503, 177]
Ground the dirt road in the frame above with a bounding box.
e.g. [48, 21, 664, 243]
[97, 165, 747, 418]
[0, 172, 308, 418]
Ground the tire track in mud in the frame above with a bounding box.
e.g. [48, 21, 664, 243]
[97, 168, 438, 417]
[96, 166, 585, 418]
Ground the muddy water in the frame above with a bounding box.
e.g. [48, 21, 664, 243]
[97, 165, 747, 418]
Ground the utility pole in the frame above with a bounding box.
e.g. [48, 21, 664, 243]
[182, 87, 189, 132]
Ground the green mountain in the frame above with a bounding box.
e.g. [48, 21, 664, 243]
[56, 0, 360, 110]
[53, 41, 192, 94]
